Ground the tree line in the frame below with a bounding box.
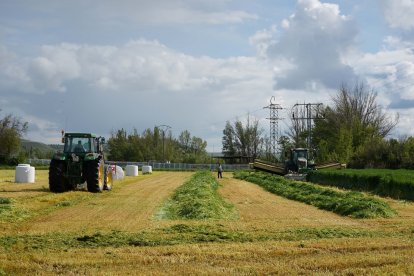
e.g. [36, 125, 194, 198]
[222, 82, 414, 169]
[107, 128, 210, 163]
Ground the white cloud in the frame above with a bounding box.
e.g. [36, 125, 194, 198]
[249, 25, 278, 58]
[380, 0, 414, 30]
[250, 0, 357, 90]
[0, 46, 31, 91]
[17, 0, 257, 27]
[0, 40, 273, 145]
[396, 109, 414, 136]
[349, 35, 414, 138]
[353, 37, 414, 101]
[96, 0, 258, 25]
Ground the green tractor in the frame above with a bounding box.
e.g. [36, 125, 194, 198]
[284, 148, 316, 173]
[49, 132, 113, 193]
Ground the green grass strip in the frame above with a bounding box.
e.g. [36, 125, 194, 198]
[234, 171, 396, 219]
[307, 169, 414, 201]
[0, 225, 386, 250]
[0, 197, 30, 222]
[158, 170, 237, 220]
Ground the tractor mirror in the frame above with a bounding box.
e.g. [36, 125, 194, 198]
[61, 137, 65, 143]
[101, 137, 106, 144]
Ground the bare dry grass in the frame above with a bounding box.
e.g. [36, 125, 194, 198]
[1, 170, 414, 275]
[1, 238, 413, 275]
[19, 172, 192, 234]
[219, 174, 360, 230]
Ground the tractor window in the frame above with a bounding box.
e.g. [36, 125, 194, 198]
[92, 138, 98, 153]
[297, 151, 308, 159]
[293, 150, 308, 160]
[64, 137, 92, 153]
[293, 151, 298, 160]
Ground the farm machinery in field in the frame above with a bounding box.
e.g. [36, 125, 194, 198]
[252, 148, 343, 181]
[49, 132, 113, 193]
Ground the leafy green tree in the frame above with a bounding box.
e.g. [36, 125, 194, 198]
[402, 137, 414, 169]
[278, 135, 295, 161]
[312, 82, 398, 166]
[222, 121, 236, 158]
[0, 113, 28, 163]
[178, 130, 191, 152]
[107, 129, 128, 161]
[221, 116, 263, 162]
[335, 127, 353, 164]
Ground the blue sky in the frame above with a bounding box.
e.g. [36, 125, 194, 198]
[1, 0, 414, 152]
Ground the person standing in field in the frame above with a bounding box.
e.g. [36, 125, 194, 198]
[217, 163, 223, 178]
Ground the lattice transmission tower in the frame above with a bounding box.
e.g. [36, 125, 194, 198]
[264, 96, 283, 160]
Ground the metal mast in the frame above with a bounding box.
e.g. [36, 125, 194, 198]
[264, 96, 283, 160]
[292, 103, 323, 149]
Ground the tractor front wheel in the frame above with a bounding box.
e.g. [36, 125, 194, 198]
[49, 159, 67, 193]
[86, 159, 104, 193]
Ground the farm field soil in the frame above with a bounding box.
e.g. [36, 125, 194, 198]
[1, 171, 414, 275]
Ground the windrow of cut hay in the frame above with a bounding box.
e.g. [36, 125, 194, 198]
[234, 171, 396, 219]
[307, 169, 414, 201]
[158, 170, 237, 220]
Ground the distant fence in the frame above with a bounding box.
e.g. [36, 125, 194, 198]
[28, 159, 250, 171]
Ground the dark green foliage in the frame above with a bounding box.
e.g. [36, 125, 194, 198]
[0, 197, 12, 205]
[307, 169, 414, 201]
[108, 128, 210, 163]
[0, 197, 13, 215]
[160, 171, 236, 220]
[21, 139, 56, 159]
[349, 137, 414, 169]
[0, 112, 28, 164]
[222, 116, 263, 163]
[234, 171, 396, 218]
[0, 197, 30, 222]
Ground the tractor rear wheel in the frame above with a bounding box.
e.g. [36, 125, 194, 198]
[49, 159, 67, 193]
[104, 165, 113, 191]
[86, 159, 104, 193]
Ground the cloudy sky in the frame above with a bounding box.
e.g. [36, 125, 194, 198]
[1, 0, 414, 151]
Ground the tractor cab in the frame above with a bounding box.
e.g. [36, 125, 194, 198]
[285, 148, 315, 173]
[62, 133, 105, 155]
[64, 137, 93, 153]
[292, 148, 308, 171]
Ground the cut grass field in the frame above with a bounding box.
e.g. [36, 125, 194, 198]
[1, 169, 414, 274]
[158, 170, 237, 220]
[234, 171, 396, 218]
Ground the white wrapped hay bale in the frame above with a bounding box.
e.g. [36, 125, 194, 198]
[110, 165, 124, 180]
[125, 165, 139, 176]
[142, 165, 152, 174]
[15, 164, 35, 183]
